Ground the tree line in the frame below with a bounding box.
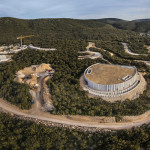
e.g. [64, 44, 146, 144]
[0, 113, 150, 150]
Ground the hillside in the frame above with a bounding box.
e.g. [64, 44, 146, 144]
[0, 17, 150, 46]
[112, 21, 150, 32]
[92, 18, 150, 32]
[0, 17, 150, 150]
[91, 18, 126, 24]
[133, 19, 150, 22]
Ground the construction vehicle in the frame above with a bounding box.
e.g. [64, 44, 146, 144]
[17, 35, 34, 48]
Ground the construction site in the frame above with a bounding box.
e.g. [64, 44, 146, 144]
[0, 34, 57, 63]
[14, 63, 55, 111]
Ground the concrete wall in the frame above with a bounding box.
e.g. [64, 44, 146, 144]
[84, 63, 137, 92]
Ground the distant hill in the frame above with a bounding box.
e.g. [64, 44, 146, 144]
[91, 18, 126, 24]
[112, 21, 150, 32]
[132, 19, 150, 22]
[92, 18, 150, 32]
[0, 17, 135, 45]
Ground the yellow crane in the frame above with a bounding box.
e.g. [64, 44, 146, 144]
[17, 35, 34, 48]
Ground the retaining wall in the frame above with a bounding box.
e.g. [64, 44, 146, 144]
[84, 63, 137, 92]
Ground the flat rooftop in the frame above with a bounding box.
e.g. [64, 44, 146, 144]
[85, 64, 136, 85]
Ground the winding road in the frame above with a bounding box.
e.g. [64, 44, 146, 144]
[78, 43, 111, 63]
[122, 42, 148, 56]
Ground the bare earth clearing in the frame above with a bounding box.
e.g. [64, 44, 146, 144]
[14, 63, 54, 111]
[145, 45, 150, 53]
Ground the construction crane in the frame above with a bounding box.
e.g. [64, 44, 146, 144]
[17, 35, 34, 48]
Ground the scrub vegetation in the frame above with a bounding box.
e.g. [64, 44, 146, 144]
[0, 17, 150, 149]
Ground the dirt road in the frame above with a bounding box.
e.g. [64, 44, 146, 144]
[122, 42, 148, 56]
[0, 73, 150, 131]
[1, 95, 150, 130]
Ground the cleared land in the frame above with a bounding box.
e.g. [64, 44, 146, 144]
[14, 63, 54, 111]
[145, 45, 150, 53]
[14, 63, 53, 87]
[85, 64, 135, 84]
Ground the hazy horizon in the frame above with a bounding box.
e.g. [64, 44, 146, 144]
[1, 16, 150, 21]
[0, 0, 149, 21]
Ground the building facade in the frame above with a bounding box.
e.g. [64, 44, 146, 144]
[84, 63, 140, 97]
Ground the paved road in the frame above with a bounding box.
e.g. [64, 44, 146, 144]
[87, 42, 150, 66]
[122, 42, 148, 56]
[78, 42, 111, 63]
[28, 45, 57, 51]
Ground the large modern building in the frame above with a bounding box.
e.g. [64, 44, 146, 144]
[84, 63, 142, 98]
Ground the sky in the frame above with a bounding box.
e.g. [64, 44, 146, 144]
[0, 0, 149, 20]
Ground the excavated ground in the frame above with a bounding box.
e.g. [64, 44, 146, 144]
[14, 63, 54, 111]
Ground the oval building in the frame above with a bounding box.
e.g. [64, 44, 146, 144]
[84, 63, 142, 98]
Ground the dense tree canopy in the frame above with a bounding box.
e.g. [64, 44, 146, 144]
[0, 113, 150, 150]
[0, 41, 149, 117]
[92, 18, 150, 32]
[0, 17, 150, 149]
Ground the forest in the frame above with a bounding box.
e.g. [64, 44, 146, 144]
[0, 17, 149, 56]
[0, 40, 149, 118]
[0, 113, 150, 150]
[92, 18, 150, 32]
[0, 17, 150, 149]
